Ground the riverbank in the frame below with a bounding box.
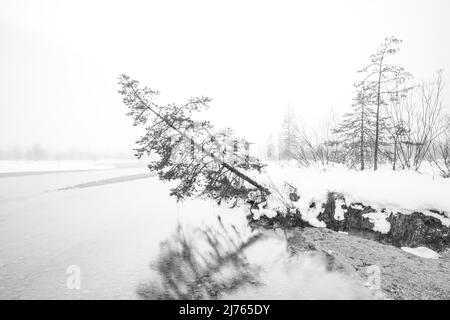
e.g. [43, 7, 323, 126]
[287, 227, 450, 300]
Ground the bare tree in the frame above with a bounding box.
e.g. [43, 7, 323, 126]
[428, 129, 450, 178]
[295, 108, 342, 166]
[385, 70, 446, 171]
[428, 115, 450, 178]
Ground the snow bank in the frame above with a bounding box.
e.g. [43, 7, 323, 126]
[401, 247, 441, 259]
[249, 162, 450, 230]
[252, 208, 278, 220]
[299, 202, 326, 228]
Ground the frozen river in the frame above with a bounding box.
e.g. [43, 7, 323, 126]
[0, 161, 374, 299]
[0, 162, 174, 299]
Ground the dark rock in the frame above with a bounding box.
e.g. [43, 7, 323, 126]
[317, 192, 450, 252]
[248, 210, 309, 230]
[383, 212, 450, 250]
[248, 192, 450, 252]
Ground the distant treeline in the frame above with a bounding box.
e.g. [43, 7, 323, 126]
[0, 144, 134, 160]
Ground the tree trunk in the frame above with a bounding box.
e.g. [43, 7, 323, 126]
[393, 139, 397, 170]
[360, 103, 365, 170]
[374, 63, 383, 171]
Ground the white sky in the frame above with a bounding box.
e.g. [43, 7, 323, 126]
[1, 0, 450, 155]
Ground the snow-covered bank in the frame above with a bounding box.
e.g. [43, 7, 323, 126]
[250, 162, 450, 229]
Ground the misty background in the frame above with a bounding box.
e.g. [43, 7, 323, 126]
[1, 0, 450, 159]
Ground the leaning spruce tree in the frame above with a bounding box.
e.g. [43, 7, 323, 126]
[118, 75, 269, 204]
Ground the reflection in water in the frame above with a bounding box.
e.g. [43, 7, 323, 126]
[137, 216, 263, 299]
[138, 213, 379, 300]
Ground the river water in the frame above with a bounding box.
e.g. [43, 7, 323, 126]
[0, 161, 374, 299]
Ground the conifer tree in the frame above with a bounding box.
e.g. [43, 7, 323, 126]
[357, 36, 411, 170]
[266, 134, 276, 160]
[279, 106, 301, 160]
[118, 75, 269, 202]
[334, 91, 376, 170]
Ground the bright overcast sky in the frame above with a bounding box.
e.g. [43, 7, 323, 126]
[1, 0, 450, 154]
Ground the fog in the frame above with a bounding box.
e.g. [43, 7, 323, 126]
[1, 0, 450, 157]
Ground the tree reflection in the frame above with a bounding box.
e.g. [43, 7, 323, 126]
[137, 217, 263, 299]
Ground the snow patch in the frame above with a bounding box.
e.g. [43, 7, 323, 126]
[334, 198, 346, 221]
[426, 211, 450, 227]
[401, 247, 440, 259]
[252, 208, 278, 220]
[362, 211, 391, 234]
[299, 203, 326, 228]
[350, 203, 364, 210]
